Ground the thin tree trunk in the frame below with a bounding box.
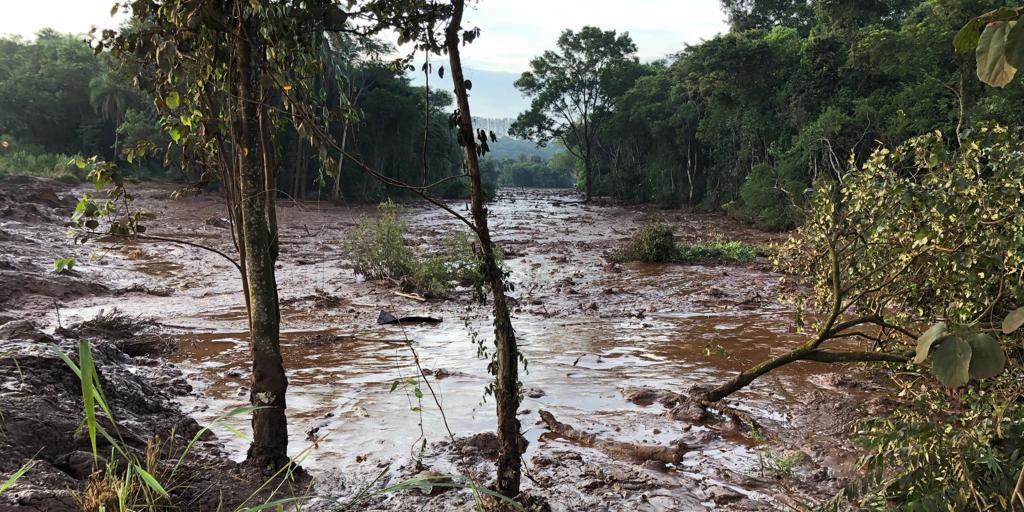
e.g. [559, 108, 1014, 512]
[236, 12, 288, 470]
[332, 119, 349, 200]
[446, 0, 521, 497]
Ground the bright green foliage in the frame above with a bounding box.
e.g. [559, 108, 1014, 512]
[777, 125, 1024, 332]
[777, 125, 1024, 507]
[0, 150, 81, 179]
[855, 374, 1024, 510]
[609, 222, 763, 264]
[53, 257, 76, 274]
[343, 201, 493, 298]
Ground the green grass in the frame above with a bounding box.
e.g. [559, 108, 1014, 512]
[610, 221, 768, 264]
[0, 150, 82, 181]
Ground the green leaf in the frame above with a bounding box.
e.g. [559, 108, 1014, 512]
[955, 18, 982, 53]
[966, 333, 1006, 379]
[133, 465, 169, 497]
[1007, 21, 1024, 69]
[977, 21, 1018, 87]
[932, 336, 972, 388]
[1002, 306, 1024, 334]
[165, 91, 181, 110]
[914, 322, 947, 364]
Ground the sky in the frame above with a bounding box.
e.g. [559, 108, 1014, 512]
[0, 0, 729, 73]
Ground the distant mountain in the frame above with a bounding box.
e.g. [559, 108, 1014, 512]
[410, 67, 529, 119]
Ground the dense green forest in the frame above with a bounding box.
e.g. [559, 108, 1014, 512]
[513, 0, 1024, 227]
[0, 31, 475, 200]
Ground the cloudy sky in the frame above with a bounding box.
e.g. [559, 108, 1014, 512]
[0, 0, 729, 72]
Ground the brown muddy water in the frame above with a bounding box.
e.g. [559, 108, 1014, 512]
[2, 183, 879, 510]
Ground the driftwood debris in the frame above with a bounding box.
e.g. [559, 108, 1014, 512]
[539, 410, 686, 464]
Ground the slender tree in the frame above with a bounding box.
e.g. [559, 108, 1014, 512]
[97, 0, 356, 470]
[510, 27, 637, 202]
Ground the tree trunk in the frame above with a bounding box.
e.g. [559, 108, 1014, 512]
[332, 119, 349, 200]
[446, 0, 522, 497]
[236, 12, 289, 470]
[584, 153, 593, 202]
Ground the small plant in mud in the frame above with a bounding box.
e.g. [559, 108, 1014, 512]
[609, 221, 765, 264]
[343, 201, 498, 298]
[53, 256, 76, 274]
[749, 426, 804, 479]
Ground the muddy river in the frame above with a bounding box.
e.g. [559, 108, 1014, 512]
[1, 182, 875, 510]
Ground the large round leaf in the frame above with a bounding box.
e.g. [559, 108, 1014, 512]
[932, 336, 972, 388]
[914, 322, 947, 364]
[977, 21, 1018, 87]
[966, 333, 1006, 379]
[1002, 306, 1024, 334]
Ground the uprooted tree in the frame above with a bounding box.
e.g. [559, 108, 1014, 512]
[701, 125, 1020, 403]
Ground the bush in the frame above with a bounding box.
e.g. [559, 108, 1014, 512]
[0, 150, 81, 179]
[343, 201, 492, 298]
[609, 221, 764, 264]
[609, 222, 677, 262]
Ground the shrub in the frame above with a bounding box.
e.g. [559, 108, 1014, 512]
[609, 221, 764, 264]
[343, 201, 493, 298]
[609, 222, 677, 262]
[343, 200, 416, 281]
[776, 125, 1024, 509]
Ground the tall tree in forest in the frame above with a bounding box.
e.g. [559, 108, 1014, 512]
[510, 26, 637, 202]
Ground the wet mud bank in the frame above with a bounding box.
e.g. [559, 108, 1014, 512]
[1, 177, 875, 510]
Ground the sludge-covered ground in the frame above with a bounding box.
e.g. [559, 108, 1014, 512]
[0, 176, 888, 510]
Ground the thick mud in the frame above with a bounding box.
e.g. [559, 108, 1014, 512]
[0, 178, 879, 510]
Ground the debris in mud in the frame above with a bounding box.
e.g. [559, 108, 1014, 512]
[539, 410, 687, 465]
[421, 368, 457, 379]
[524, 387, 546, 399]
[56, 308, 173, 357]
[0, 270, 110, 308]
[376, 311, 442, 325]
[204, 216, 231, 229]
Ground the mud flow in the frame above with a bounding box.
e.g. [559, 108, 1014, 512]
[1, 181, 879, 510]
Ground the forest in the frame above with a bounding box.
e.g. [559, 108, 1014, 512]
[2, 0, 1024, 511]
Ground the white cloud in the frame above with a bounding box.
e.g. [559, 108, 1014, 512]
[459, 0, 728, 72]
[0, 0, 124, 40]
[0, 0, 727, 73]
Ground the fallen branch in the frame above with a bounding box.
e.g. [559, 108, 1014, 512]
[539, 410, 686, 464]
[394, 291, 427, 302]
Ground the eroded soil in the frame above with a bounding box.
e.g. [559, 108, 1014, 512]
[0, 177, 883, 510]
